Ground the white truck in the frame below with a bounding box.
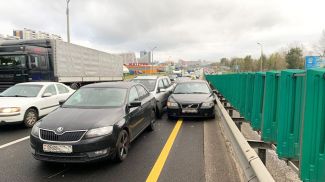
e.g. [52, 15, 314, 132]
[0, 39, 123, 91]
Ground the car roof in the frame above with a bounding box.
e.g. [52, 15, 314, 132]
[17, 82, 62, 86]
[83, 81, 138, 89]
[176, 80, 207, 84]
[133, 76, 158, 80]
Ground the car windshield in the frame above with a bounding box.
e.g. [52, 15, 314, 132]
[133, 79, 156, 92]
[0, 84, 43, 97]
[63, 87, 127, 108]
[173, 82, 210, 94]
[0, 55, 27, 68]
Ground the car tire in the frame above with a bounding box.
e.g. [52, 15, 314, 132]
[23, 108, 38, 128]
[112, 130, 130, 163]
[147, 110, 156, 132]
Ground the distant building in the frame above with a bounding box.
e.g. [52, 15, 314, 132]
[118, 52, 136, 64]
[138, 51, 151, 64]
[12, 28, 62, 40]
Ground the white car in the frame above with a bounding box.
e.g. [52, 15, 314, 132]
[132, 76, 174, 118]
[0, 82, 74, 127]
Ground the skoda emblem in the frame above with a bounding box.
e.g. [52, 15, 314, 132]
[56, 127, 64, 133]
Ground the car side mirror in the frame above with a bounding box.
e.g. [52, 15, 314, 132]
[42, 93, 52, 97]
[129, 101, 141, 108]
[59, 100, 66, 106]
[158, 88, 166, 93]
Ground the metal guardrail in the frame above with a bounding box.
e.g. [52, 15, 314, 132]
[215, 96, 275, 182]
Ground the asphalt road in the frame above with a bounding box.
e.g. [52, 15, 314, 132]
[0, 111, 239, 182]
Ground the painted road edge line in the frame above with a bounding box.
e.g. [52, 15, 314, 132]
[0, 136, 30, 149]
[146, 119, 183, 182]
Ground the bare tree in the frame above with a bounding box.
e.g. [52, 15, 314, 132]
[313, 30, 325, 56]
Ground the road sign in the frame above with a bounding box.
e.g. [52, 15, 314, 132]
[305, 56, 325, 69]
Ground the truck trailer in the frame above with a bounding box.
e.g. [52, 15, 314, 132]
[0, 39, 123, 91]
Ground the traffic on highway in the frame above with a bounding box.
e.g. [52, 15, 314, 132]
[0, 65, 236, 182]
[2, 0, 325, 181]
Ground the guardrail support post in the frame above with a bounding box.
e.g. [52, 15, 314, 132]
[229, 109, 233, 117]
[258, 148, 267, 165]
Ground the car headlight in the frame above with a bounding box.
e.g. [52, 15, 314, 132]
[85, 126, 113, 139]
[167, 101, 178, 108]
[31, 121, 41, 137]
[201, 102, 214, 108]
[0, 107, 20, 113]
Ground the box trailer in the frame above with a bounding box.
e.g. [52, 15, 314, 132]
[0, 39, 123, 91]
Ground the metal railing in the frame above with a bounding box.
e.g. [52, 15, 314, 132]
[215, 96, 275, 182]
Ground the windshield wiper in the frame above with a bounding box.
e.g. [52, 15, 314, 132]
[7, 95, 28, 97]
[192, 92, 209, 94]
[173, 92, 188, 94]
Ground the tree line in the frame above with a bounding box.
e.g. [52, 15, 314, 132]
[214, 47, 304, 72]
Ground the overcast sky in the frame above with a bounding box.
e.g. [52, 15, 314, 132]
[0, 0, 324, 62]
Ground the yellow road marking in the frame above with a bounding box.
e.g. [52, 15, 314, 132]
[146, 119, 183, 182]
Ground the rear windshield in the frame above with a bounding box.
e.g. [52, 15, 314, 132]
[132, 79, 156, 92]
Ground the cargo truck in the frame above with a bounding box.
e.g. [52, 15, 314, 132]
[0, 39, 123, 91]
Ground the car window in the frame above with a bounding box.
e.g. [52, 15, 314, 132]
[132, 79, 156, 92]
[43, 84, 57, 95]
[136, 85, 149, 99]
[128, 86, 139, 102]
[63, 88, 127, 107]
[56, 84, 70, 94]
[162, 78, 169, 88]
[0, 84, 43, 97]
[173, 82, 210, 94]
[158, 80, 164, 88]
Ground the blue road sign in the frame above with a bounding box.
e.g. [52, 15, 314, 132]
[305, 56, 325, 69]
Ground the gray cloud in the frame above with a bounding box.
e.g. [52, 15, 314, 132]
[0, 0, 324, 61]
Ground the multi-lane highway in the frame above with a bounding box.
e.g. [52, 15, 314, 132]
[0, 111, 239, 182]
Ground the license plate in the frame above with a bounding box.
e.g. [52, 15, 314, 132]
[43, 144, 73, 153]
[182, 108, 198, 113]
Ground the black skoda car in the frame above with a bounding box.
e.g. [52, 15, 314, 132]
[30, 82, 156, 163]
[167, 80, 216, 119]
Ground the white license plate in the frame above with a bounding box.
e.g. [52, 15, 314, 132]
[182, 108, 198, 113]
[43, 144, 73, 153]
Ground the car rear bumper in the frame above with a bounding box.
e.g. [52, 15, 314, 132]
[30, 134, 117, 163]
[167, 106, 215, 118]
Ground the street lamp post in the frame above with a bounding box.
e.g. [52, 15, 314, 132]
[150, 46, 157, 63]
[150, 46, 157, 74]
[257, 42, 263, 71]
[66, 0, 71, 43]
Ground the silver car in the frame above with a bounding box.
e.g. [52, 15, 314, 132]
[132, 76, 174, 118]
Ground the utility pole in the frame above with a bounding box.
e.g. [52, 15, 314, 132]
[150, 46, 157, 74]
[257, 42, 263, 71]
[150, 46, 157, 63]
[66, 0, 71, 43]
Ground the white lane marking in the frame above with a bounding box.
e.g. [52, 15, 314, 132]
[0, 136, 30, 149]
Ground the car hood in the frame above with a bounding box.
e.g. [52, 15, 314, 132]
[170, 94, 212, 103]
[0, 97, 36, 107]
[39, 107, 125, 131]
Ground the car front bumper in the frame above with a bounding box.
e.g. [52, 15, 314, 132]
[167, 106, 215, 118]
[30, 134, 117, 163]
[0, 113, 23, 125]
